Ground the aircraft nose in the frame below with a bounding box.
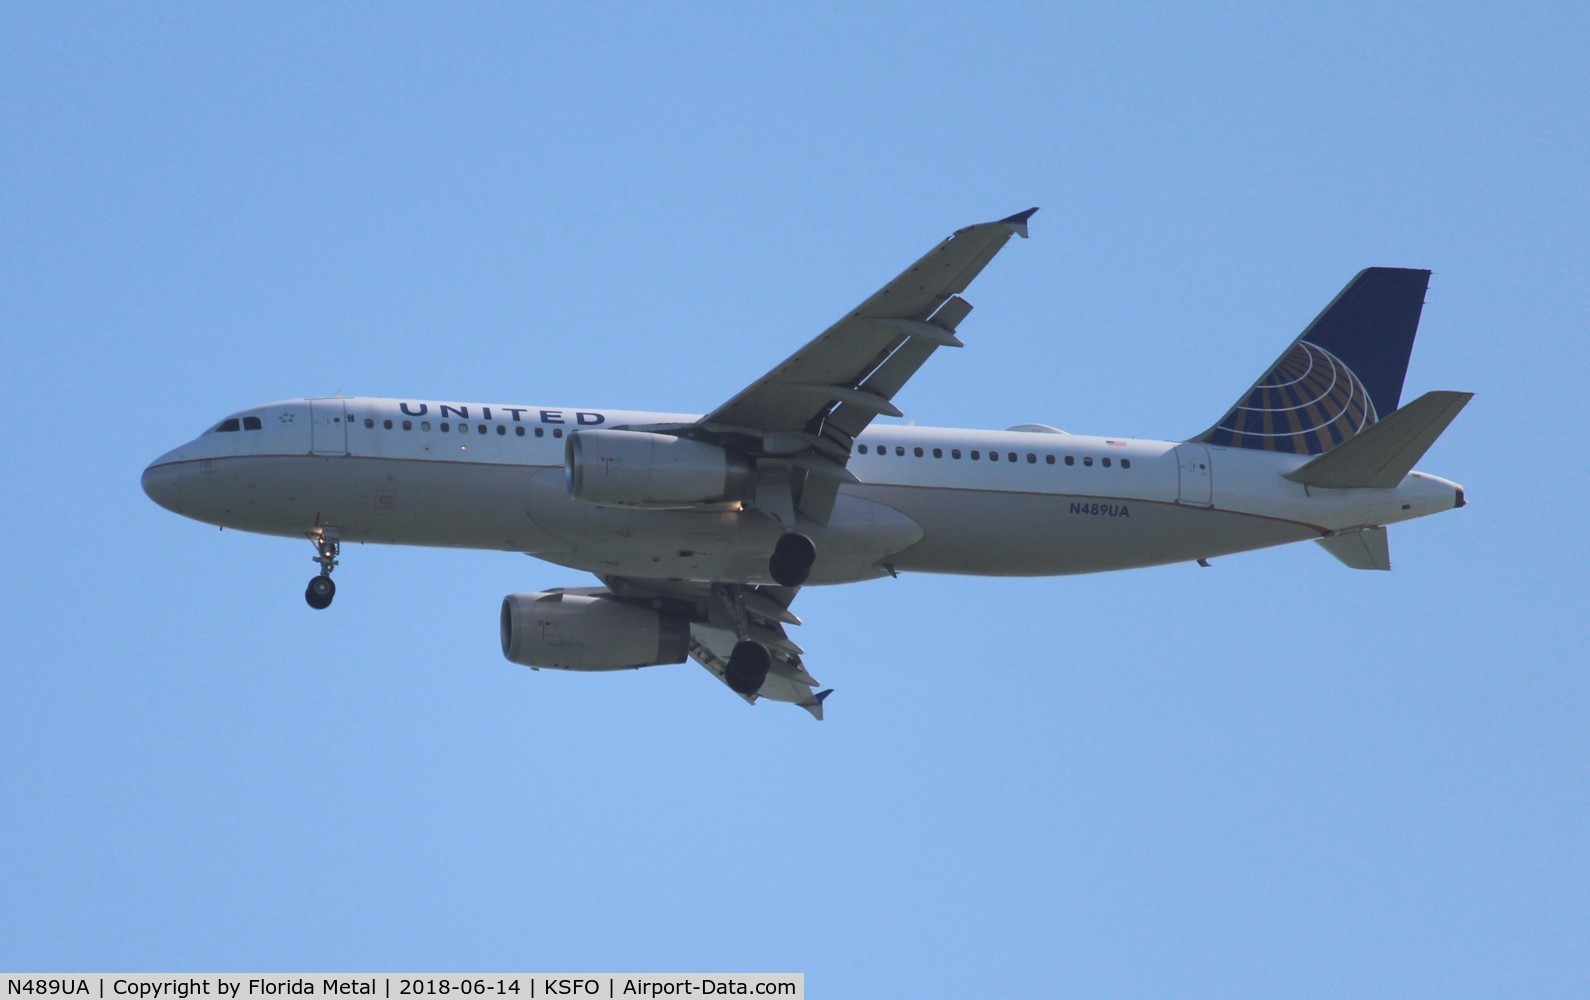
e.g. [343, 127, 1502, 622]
[141, 455, 188, 513]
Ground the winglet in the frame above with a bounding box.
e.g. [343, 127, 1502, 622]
[799, 688, 834, 722]
[999, 207, 1039, 239]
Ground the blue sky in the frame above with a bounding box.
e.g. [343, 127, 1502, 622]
[3, 3, 1586, 995]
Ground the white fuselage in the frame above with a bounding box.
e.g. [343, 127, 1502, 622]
[142, 396, 1465, 585]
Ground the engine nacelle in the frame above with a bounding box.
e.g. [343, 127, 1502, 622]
[566, 429, 754, 508]
[500, 591, 691, 671]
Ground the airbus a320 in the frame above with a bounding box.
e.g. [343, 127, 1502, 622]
[143, 210, 1471, 718]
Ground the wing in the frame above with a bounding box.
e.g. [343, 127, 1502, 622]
[601, 576, 830, 720]
[695, 208, 1037, 522]
[576, 212, 1039, 718]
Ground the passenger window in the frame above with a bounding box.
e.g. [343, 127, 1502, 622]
[914, 447, 924, 458]
[535, 427, 544, 437]
[402, 420, 412, 430]
[421, 421, 431, 431]
[441, 422, 450, 432]
[1045, 454, 1055, 465]
[933, 448, 943, 458]
[478, 424, 487, 435]
[243, 416, 262, 431]
[1065, 455, 1075, 466]
[1083, 456, 1093, 467]
[1026, 453, 1036, 464]
[971, 450, 980, 460]
[1122, 458, 1131, 469]
[496, 425, 506, 435]
[951, 449, 961, 459]
[991, 451, 1000, 462]
[364, 418, 374, 429]
[515, 426, 525, 437]
[383, 419, 393, 430]
[895, 446, 904, 456]
[1102, 457, 1111, 468]
[554, 429, 563, 438]
[1008, 452, 1017, 463]
[858, 444, 868, 454]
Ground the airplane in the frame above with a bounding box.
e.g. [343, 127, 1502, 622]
[142, 209, 1471, 719]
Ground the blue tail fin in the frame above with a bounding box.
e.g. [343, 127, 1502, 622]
[1196, 267, 1430, 455]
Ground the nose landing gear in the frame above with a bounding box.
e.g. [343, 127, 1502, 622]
[305, 526, 340, 610]
[305, 574, 336, 609]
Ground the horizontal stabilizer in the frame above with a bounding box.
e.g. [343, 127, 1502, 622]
[1316, 526, 1391, 571]
[1284, 391, 1473, 489]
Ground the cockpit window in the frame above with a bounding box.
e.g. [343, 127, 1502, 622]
[213, 418, 241, 433]
[242, 416, 262, 431]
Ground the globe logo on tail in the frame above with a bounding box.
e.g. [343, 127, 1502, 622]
[1201, 340, 1376, 454]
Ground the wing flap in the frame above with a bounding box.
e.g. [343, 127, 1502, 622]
[701, 210, 1035, 436]
[828, 296, 974, 438]
[689, 625, 828, 720]
[602, 576, 827, 719]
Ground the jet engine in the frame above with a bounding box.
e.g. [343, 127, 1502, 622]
[566, 429, 754, 508]
[500, 591, 691, 670]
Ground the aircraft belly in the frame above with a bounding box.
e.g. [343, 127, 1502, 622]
[523, 467, 921, 584]
[866, 484, 1317, 575]
[188, 456, 1319, 576]
[524, 467, 758, 575]
[805, 490, 925, 584]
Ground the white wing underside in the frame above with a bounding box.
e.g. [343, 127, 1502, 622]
[600, 575, 828, 718]
[689, 626, 830, 720]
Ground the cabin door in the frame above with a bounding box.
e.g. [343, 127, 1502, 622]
[310, 398, 348, 456]
[1175, 444, 1213, 506]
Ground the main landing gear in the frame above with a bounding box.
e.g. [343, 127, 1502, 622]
[768, 531, 816, 587]
[725, 640, 772, 696]
[714, 583, 774, 696]
[715, 532, 815, 695]
[305, 526, 340, 610]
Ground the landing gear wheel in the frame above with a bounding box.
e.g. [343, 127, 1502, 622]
[305, 575, 335, 610]
[769, 532, 817, 587]
[725, 640, 772, 696]
[304, 525, 341, 610]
